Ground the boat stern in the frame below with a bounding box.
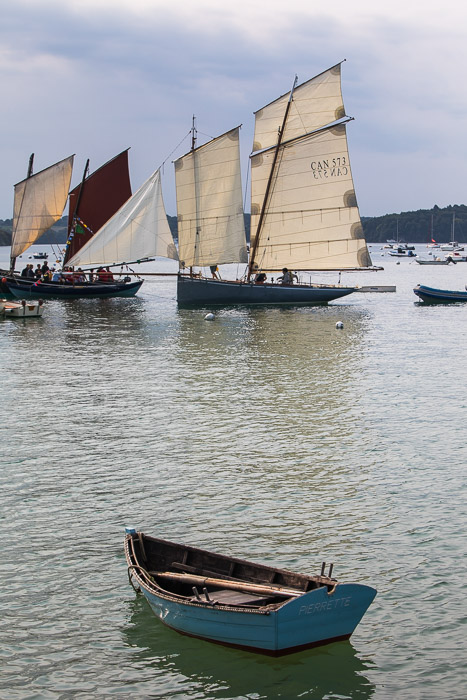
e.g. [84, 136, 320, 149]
[275, 582, 377, 653]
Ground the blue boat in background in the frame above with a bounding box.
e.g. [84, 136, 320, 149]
[124, 529, 376, 656]
[414, 284, 467, 303]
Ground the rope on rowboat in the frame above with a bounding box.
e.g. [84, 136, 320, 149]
[127, 564, 151, 592]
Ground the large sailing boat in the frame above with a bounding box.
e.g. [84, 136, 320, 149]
[176, 63, 374, 305]
[9, 164, 178, 299]
[5, 151, 151, 299]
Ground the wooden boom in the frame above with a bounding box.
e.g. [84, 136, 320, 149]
[151, 571, 305, 598]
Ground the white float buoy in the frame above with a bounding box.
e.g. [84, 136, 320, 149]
[336, 321, 344, 329]
[204, 313, 215, 321]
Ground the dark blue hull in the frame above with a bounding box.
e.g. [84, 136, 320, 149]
[6, 278, 143, 299]
[414, 284, 467, 303]
[177, 275, 355, 306]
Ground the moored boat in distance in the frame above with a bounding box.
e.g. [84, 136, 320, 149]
[388, 247, 416, 258]
[415, 257, 451, 265]
[414, 284, 467, 303]
[125, 529, 377, 656]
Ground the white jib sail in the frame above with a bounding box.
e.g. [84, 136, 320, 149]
[175, 127, 248, 268]
[11, 155, 74, 259]
[250, 123, 372, 270]
[67, 169, 178, 267]
[252, 64, 345, 153]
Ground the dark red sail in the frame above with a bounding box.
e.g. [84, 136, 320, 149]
[63, 149, 131, 265]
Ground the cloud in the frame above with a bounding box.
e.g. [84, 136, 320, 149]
[1, 0, 467, 220]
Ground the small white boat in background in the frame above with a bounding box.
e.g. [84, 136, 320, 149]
[1, 299, 44, 318]
[31, 252, 49, 259]
[445, 252, 467, 262]
[439, 212, 464, 251]
[416, 256, 451, 265]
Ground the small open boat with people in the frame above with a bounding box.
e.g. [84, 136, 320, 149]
[413, 284, 467, 303]
[124, 529, 377, 655]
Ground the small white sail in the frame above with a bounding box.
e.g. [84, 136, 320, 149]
[11, 155, 74, 260]
[252, 64, 345, 153]
[67, 169, 178, 267]
[175, 127, 248, 268]
[251, 123, 371, 270]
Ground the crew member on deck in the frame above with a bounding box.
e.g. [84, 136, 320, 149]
[277, 268, 297, 285]
[210, 265, 220, 279]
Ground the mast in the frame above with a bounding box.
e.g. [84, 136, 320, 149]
[10, 154, 34, 272]
[247, 76, 298, 281]
[63, 159, 89, 265]
[191, 115, 201, 272]
[27, 153, 34, 179]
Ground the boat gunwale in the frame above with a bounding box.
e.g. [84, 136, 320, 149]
[124, 533, 334, 615]
[177, 274, 356, 292]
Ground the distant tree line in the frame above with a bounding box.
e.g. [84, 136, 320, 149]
[1, 205, 465, 247]
[361, 204, 467, 244]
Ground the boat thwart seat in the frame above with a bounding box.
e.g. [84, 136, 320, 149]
[190, 588, 277, 606]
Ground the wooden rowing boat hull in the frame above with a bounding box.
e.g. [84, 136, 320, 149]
[124, 531, 376, 655]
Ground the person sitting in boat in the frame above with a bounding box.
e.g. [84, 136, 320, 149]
[51, 268, 63, 283]
[277, 268, 297, 285]
[97, 267, 114, 283]
[75, 268, 87, 282]
[210, 265, 220, 279]
[34, 264, 42, 280]
[41, 262, 49, 275]
[21, 264, 30, 277]
[255, 272, 267, 284]
[61, 267, 75, 283]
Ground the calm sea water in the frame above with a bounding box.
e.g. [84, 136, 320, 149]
[1, 245, 466, 699]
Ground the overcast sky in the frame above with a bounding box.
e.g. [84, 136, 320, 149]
[1, 0, 466, 219]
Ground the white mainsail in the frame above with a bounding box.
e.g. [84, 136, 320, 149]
[250, 65, 372, 271]
[67, 169, 178, 267]
[11, 155, 74, 260]
[175, 126, 248, 268]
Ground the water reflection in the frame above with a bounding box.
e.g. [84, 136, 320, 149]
[122, 596, 376, 699]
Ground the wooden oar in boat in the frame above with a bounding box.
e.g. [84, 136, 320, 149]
[151, 571, 305, 599]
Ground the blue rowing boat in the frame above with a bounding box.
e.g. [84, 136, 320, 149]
[124, 529, 376, 656]
[414, 284, 467, 303]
